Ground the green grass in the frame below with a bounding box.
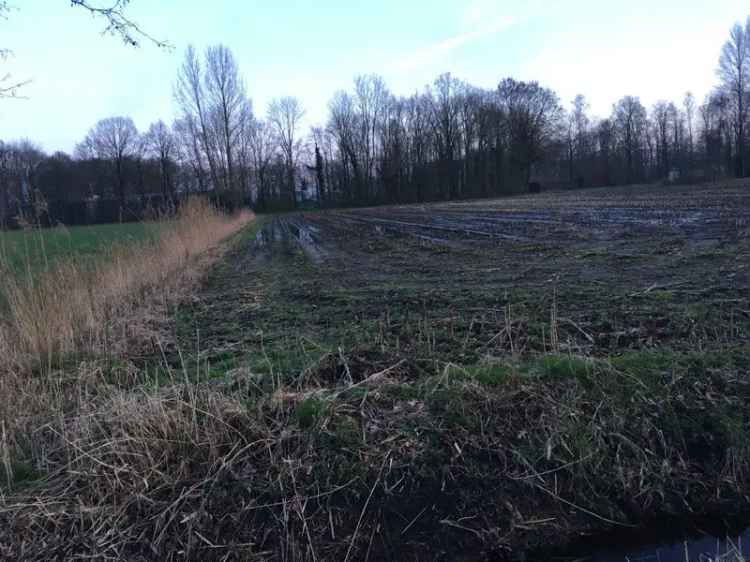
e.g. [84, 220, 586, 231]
[532, 354, 596, 379]
[0, 222, 162, 274]
[295, 397, 327, 429]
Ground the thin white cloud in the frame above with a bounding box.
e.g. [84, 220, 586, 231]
[393, 14, 514, 73]
[461, 0, 498, 30]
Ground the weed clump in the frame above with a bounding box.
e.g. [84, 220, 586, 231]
[534, 354, 595, 379]
[295, 397, 327, 429]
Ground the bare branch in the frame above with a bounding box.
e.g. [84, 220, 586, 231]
[0, 75, 31, 98]
[70, 0, 171, 49]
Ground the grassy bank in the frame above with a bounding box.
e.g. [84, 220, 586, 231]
[0, 201, 252, 374]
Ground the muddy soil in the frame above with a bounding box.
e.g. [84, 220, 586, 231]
[172, 183, 750, 560]
[183, 183, 750, 373]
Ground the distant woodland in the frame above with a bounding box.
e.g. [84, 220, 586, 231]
[2, 8, 750, 224]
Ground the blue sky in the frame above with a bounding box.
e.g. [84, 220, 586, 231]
[1, 0, 748, 153]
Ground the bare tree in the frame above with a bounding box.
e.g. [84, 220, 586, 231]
[353, 74, 388, 198]
[268, 97, 305, 208]
[0, 140, 45, 225]
[474, 91, 501, 196]
[144, 120, 176, 198]
[668, 102, 684, 173]
[567, 94, 590, 186]
[234, 102, 255, 196]
[699, 93, 727, 180]
[311, 125, 338, 202]
[204, 45, 247, 191]
[498, 78, 564, 187]
[312, 141, 326, 203]
[174, 45, 221, 191]
[457, 84, 482, 195]
[612, 96, 647, 184]
[247, 118, 275, 206]
[429, 73, 461, 198]
[327, 91, 362, 201]
[684, 91, 696, 168]
[14, 140, 44, 200]
[596, 118, 614, 185]
[174, 45, 249, 195]
[718, 18, 750, 177]
[379, 96, 408, 202]
[77, 116, 139, 204]
[173, 116, 208, 193]
[652, 100, 671, 178]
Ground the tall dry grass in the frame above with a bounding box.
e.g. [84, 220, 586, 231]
[0, 199, 253, 375]
[0, 200, 252, 498]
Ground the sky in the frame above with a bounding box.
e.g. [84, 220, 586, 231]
[0, 0, 748, 154]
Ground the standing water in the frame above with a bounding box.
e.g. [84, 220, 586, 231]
[550, 528, 750, 562]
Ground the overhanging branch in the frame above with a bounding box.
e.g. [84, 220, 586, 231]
[70, 0, 171, 49]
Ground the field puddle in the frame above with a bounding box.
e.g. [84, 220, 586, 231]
[545, 526, 750, 561]
[254, 217, 329, 263]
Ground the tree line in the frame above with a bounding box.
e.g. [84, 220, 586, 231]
[2, 16, 750, 225]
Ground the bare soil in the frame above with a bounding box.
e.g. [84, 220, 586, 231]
[155, 183, 750, 560]
[185, 183, 750, 371]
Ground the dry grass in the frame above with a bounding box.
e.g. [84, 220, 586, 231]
[0, 199, 252, 374]
[718, 552, 747, 562]
[2, 346, 750, 560]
